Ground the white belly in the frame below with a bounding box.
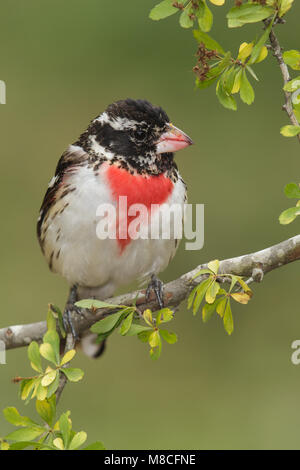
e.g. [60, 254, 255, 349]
[42, 164, 186, 296]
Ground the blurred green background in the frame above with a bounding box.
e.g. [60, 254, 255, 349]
[0, 0, 299, 450]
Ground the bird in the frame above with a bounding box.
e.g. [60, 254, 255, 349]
[37, 98, 193, 357]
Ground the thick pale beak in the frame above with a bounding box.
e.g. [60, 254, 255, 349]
[156, 123, 193, 154]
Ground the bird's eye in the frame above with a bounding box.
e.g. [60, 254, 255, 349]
[134, 129, 147, 140]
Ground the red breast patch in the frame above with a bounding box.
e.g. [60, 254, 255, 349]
[106, 165, 174, 250]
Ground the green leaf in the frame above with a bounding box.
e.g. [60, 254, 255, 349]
[284, 183, 300, 199]
[46, 309, 57, 331]
[279, 206, 300, 224]
[36, 382, 48, 401]
[283, 50, 300, 70]
[28, 341, 43, 373]
[39, 343, 57, 365]
[223, 300, 233, 335]
[41, 369, 57, 387]
[205, 280, 220, 304]
[75, 299, 120, 309]
[36, 398, 55, 427]
[3, 407, 37, 428]
[280, 124, 300, 137]
[125, 324, 152, 336]
[60, 349, 76, 366]
[193, 29, 225, 55]
[59, 412, 72, 449]
[120, 311, 134, 335]
[249, 17, 274, 64]
[149, 330, 160, 348]
[283, 77, 300, 92]
[279, 0, 294, 17]
[83, 441, 106, 450]
[202, 301, 217, 322]
[216, 79, 237, 111]
[69, 431, 87, 450]
[226, 3, 274, 28]
[150, 335, 162, 360]
[222, 66, 239, 94]
[53, 437, 64, 450]
[197, 0, 213, 33]
[179, 7, 194, 28]
[160, 329, 178, 344]
[156, 308, 174, 325]
[149, 0, 178, 21]
[61, 367, 84, 382]
[207, 259, 220, 274]
[192, 278, 212, 315]
[5, 426, 45, 442]
[216, 297, 227, 317]
[46, 371, 60, 398]
[240, 70, 255, 105]
[90, 310, 125, 334]
[42, 330, 60, 364]
[20, 379, 36, 401]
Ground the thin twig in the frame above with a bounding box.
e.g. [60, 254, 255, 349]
[267, 24, 300, 143]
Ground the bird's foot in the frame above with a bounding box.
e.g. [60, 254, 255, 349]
[146, 274, 164, 310]
[62, 285, 86, 341]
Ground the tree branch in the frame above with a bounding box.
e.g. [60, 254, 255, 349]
[1, 235, 300, 351]
[268, 23, 300, 143]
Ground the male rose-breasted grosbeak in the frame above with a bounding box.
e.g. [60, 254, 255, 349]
[37, 99, 193, 357]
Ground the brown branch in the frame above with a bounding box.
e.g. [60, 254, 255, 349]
[267, 23, 300, 143]
[1, 235, 300, 351]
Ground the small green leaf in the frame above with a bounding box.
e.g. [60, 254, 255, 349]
[223, 300, 233, 335]
[143, 309, 153, 326]
[5, 426, 45, 442]
[41, 369, 57, 387]
[53, 437, 64, 450]
[46, 371, 60, 397]
[202, 301, 217, 322]
[283, 50, 300, 70]
[59, 412, 72, 449]
[283, 77, 300, 92]
[280, 124, 300, 137]
[249, 17, 274, 64]
[90, 310, 125, 334]
[279, 206, 300, 224]
[197, 0, 213, 33]
[39, 343, 57, 365]
[192, 278, 212, 315]
[207, 259, 220, 274]
[227, 3, 274, 28]
[36, 398, 55, 427]
[216, 79, 237, 111]
[205, 280, 220, 304]
[43, 330, 60, 364]
[60, 349, 76, 366]
[279, 0, 294, 17]
[46, 310, 57, 331]
[179, 7, 194, 28]
[216, 297, 227, 317]
[160, 329, 178, 344]
[20, 379, 36, 401]
[149, 0, 178, 21]
[193, 29, 225, 55]
[3, 407, 37, 428]
[149, 330, 160, 348]
[156, 308, 174, 325]
[120, 311, 134, 335]
[284, 183, 300, 199]
[28, 342, 43, 373]
[75, 299, 120, 309]
[61, 368, 84, 382]
[125, 324, 152, 336]
[69, 431, 87, 450]
[240, 70, 255, 105]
